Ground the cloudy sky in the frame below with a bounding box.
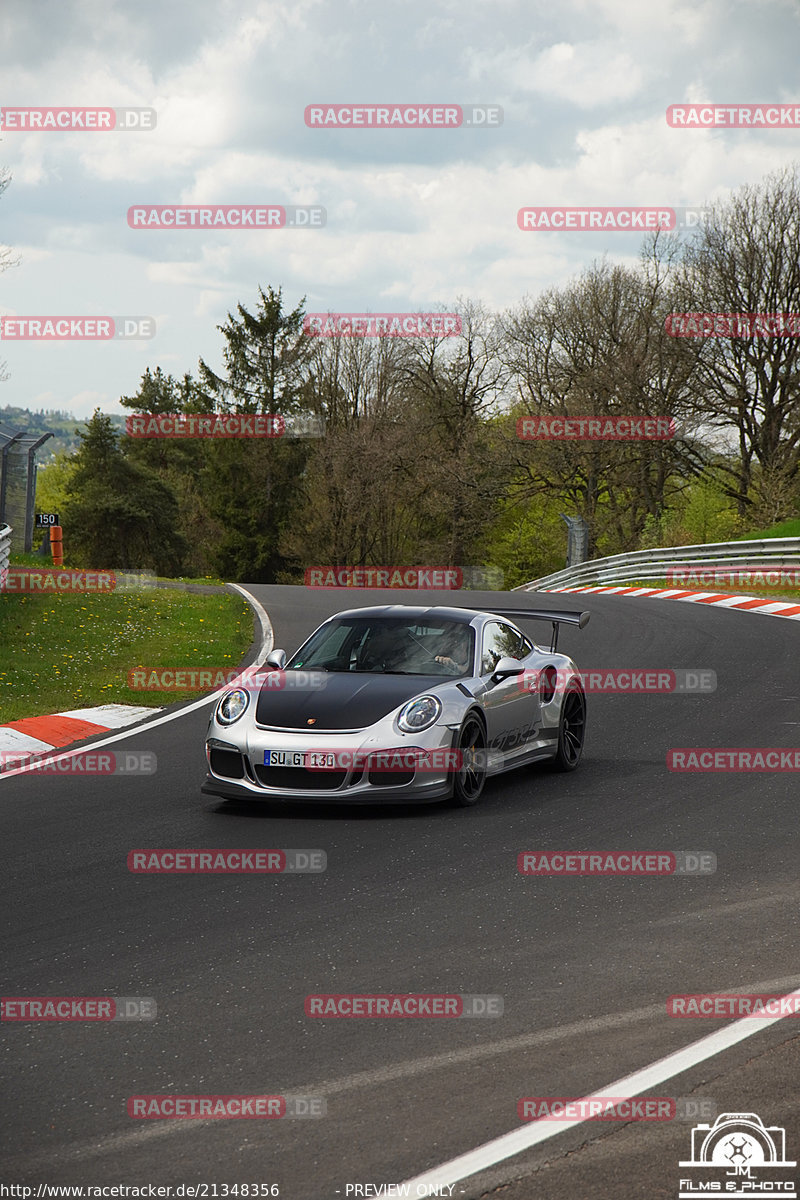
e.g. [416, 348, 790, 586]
[0, 0, 799, 420]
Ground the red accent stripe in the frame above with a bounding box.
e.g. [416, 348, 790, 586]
[692, 593, 748, 604]
[2, 714, 110, 745]
[545, 585, 800, 618]
[722, 597, 776, 610]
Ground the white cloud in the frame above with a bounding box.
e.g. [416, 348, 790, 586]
[1, 0, 799, 413]
[527, 41, 645, 106]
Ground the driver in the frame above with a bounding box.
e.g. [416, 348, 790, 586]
[434, 626, 472, 675]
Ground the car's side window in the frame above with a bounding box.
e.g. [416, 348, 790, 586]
[481, 621, 527, 675]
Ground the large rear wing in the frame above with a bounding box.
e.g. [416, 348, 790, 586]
[480, 608, 591, 653]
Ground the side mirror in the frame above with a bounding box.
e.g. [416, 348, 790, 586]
[490, 656, 526, 684]
[264, 648, 287, 669]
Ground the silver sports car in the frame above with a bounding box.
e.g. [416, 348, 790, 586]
[201, 604, 589, 807]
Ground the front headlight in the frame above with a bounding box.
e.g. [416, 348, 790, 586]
[216, 688, 250, 725]
[397, 695, 442, 733]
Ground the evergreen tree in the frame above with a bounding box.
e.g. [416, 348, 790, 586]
[195, 286, 315, 580]
[62, 411, 186, 574]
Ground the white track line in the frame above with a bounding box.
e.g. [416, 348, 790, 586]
[226, 583, 274, 659]
[0, 584, 273, 784]
[55, 704, 159, 726]
[399, 985, 800, 1193]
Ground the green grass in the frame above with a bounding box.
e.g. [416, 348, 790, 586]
[17, 547, 228, 587]
[0, 583, 254, 723]
[9, 550, 50, 567]
[735, 518, 800, 540]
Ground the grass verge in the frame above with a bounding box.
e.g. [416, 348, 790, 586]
[735, 518, 800, 540]
[0, 581, 254, 723]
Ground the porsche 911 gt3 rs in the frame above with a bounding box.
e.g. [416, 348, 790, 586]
[201, 603, 589, 807]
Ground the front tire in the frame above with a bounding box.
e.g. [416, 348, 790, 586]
[552, 682, 586, 771]
[449, 714, 487, 806]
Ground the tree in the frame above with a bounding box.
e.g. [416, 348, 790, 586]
[287, 416, 426, 570]
[119, 368, 219, 573]
[191, 287, 317, 580]
[400, 301, 513, 564]
[676, 166, 800, 520]
[198, 285, 312, 415]
[290, 333, 429, 569]
[33, 452, 77, 535]
[62, 411, 186, 573]
[503, 255, 705, 555]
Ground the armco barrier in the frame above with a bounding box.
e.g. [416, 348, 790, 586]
[0, 524, 11, 587]
[515, 536, 800, 592]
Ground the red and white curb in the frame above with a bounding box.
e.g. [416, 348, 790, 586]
[538, 583, 800, 621]
[0, 704, 161, 763]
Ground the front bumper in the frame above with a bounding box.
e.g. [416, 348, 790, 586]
[203, 725, 457, 804]
[201, 775, 452, 805]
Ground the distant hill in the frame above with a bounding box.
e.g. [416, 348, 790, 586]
[0, 405, 126, 459]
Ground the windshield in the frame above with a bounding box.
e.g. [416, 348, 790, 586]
[288, 616, 476, 677]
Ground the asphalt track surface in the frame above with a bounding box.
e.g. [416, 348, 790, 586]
[2, 584, 799, 1197]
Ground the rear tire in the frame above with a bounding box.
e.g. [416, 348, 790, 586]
[449, 714, 487, 807]
[552, 682, 586, 771]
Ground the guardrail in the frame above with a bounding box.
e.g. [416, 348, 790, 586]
[516, 536, 800, 591]
[0, 524, 10, 588]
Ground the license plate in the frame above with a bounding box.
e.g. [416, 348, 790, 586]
[264, 750, 336, 768]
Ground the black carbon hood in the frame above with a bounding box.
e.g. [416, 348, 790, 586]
[254, 672, 442, 731]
